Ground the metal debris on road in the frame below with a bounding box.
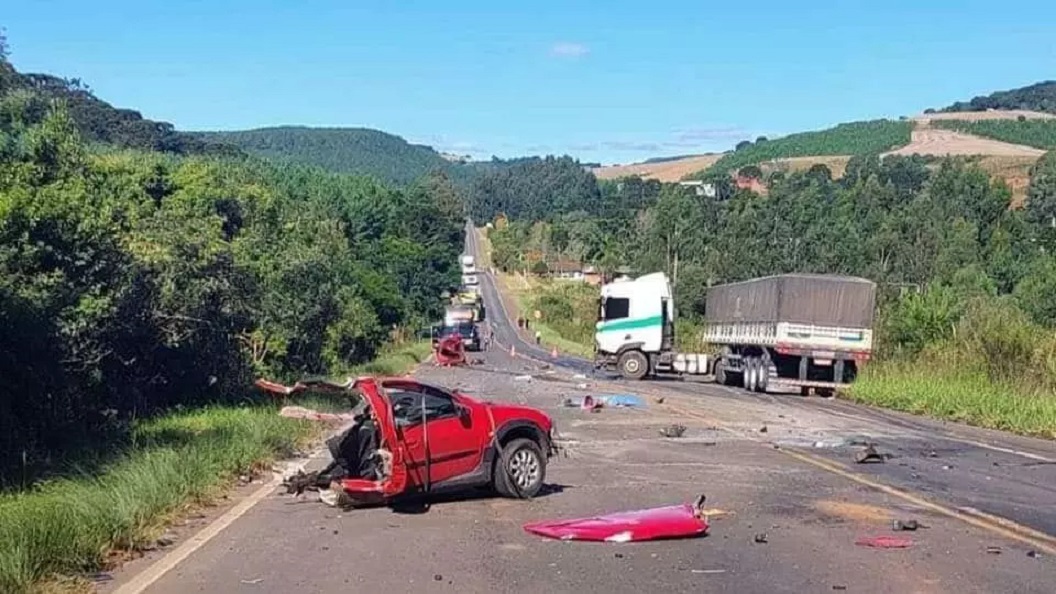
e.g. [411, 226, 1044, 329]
[513, 375, 533, 382]
[986, 546, 1003, 554]
[690, 569, 726, 574]
[659, 424, 687, 438]
[573, 373, 587, 379]
[855, 444, 890, 464]
[759, 425, 768, 433]
[1027, 550, 1040, 558]
[855, 535, 913, 549]
[892, 519, 923, 531]
[753, 533, 768, 544]
[655, 396, 665, 404]
[240, 578, 264, 585]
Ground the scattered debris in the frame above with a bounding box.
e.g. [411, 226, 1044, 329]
[855, 535, 913, 549]
[614, 553, 624, 559]
[753, 533, 768, 544]
[926, 450, 939, 458]
[434, 574, 444, 581]
[892, 519, 922, 531]
[156, 533, 177, 547]
[655, 396, 665, 404]
[759, 425, 768, 433]
[513, 375, 533, 382]
[855, 444, 891, 464]
[1027, 550, 1040, 559]
[832, 585, 847, 591]
[240, 578, 264, 585]
[690, 569, 726, 574]
[573, 373, 588, 379]
[659, 424, 687, 438]
[523, 494, 709, 542]
[986, 546, 1003, 555]
[942, 464, 954, 470]
[575, 383, 589, 389]
[539, 363, 551, 370]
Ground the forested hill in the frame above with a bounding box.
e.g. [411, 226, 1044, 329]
[196, 126, 475, 186]
[0, 52, 234, 155]
[939, 81, 1056, 114]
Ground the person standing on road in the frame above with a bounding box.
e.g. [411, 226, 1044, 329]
[535, 330, 541, 345]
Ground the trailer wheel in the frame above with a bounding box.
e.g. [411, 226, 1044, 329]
[800, 386, 811, 397]
[617, 350, 649, 380]
[756, 359, 769, 393]
[746, 358, 758, 392]
[741, 359, 751, 390]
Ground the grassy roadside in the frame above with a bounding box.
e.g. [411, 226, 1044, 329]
[0, 340, 429, 593]
[846, 362, 1056, 439]
[494, 272, 595, 358]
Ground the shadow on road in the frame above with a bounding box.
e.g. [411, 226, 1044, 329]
[389, 483, 571, 515]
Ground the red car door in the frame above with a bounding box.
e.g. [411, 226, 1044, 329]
[383, 380, 488, 487]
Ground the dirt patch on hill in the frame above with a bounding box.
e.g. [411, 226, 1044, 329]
[884, 128, 1046, 158]
[592, 154, 723, 181]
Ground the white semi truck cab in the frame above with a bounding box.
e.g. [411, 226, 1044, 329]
[594, 272, 876, 396]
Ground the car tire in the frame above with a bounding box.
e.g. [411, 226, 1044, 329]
[494, 438, 546, 499]
[617, 350, 649, 380]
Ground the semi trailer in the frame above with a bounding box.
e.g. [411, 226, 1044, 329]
[593, 272, 876, 395]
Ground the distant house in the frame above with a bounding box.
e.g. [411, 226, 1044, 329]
[678, 180, 715, 197]
[546, 259, 585, 281]
[583, 265, 603, 286]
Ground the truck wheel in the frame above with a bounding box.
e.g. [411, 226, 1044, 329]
[494, 438, 546, 499]
[618, 350, 649, 380]
[756, 360, 769, 393]
[746, 358, 758, 392]
[800, 386, 811, 397]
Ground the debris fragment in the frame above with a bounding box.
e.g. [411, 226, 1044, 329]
[655, 397, 665, 404]
[156, 533, 177, 547]
[759, 425, 768, 433]
[892, 519, 922, 531]
[614, 553, 624, 559]
[1027, 550, 1039, 559]
[434, 574, 443, 581]
[573, 373, 587, 379]
[240, 578, 264, 585]
[690, 569, 726, 574]
[832, 585, 847, 591]
[986, 546, 1003, 555]
[659, 424, 687, 438]
[598, 394, 646, 408]
[523, 495, 709, 542]
[855, 445, 889, 464]
[513, 375, 533, 382]
[575, 383, 589, 390]
[855, 535, 913, 548]
[753, 533, 768, 544]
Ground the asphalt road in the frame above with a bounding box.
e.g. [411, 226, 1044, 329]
[104, 227, 1056, 593]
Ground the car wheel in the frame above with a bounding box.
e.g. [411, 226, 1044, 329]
[494, 438, 546, 499]
[617, 350, 649, 380]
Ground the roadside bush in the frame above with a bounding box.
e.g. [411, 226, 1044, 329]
[880, 286, 962, 356]
[529, 282, 597, 346]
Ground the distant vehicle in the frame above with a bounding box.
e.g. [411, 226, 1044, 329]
[461, 254, 476, 275]
[593, 272, 876, 396]
[435, 322, 481, 351]
[462, 273, 479, 286]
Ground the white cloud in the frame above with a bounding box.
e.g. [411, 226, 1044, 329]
[549, 42, 590, 58]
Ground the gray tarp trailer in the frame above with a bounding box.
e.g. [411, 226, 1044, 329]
[702, 274, 877, 396]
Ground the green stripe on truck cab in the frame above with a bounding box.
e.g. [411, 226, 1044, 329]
[596, 315, 663, 333]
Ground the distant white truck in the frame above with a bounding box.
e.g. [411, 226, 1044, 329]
[593, 272, 876, 396]
[461, 254, 476, 275]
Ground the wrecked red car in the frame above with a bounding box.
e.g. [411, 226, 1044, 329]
[258, 376, 556, 506]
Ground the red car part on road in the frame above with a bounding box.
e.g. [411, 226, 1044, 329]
[524, 496, 710, 542]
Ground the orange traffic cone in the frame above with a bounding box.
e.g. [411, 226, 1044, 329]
[551, 346, 559, 359]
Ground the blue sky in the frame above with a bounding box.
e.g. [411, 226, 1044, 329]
[4, 1, 1055, 164]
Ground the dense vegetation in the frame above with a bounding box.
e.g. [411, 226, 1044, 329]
[938, 80, 1056, 115]
[466, 155, 603, 221]
[932, 118, 1056, 150]
[197, 126, 478, 186]
[701, 120, 913, 175]
[0, 43, 463, 484]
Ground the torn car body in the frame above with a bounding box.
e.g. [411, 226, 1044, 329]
[523, 495, 710, 542]
[257, 376, 557, 505]
[433, 334, 468, 366]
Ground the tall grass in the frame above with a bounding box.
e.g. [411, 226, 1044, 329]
[0, 407, 315, 593]
[849, 298, 1056, 439]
